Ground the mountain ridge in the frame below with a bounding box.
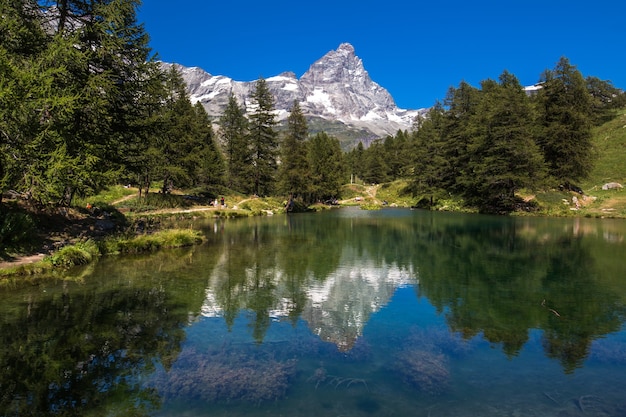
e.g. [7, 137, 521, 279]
[162, 43, 426, 141]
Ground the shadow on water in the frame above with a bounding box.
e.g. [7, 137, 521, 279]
[1, 208, 626, 416]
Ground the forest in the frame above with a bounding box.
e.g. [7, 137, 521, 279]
[2, 0, 626, 219]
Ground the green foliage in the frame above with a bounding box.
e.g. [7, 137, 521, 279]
[278, 101, 311, 200]
[307, 132, 345, 202]
[248, 77, 279, 196]
[46, 241, 100, 267]
[534, 57, 595, 184]
[0, 206, 37, 252]
[119, 193, 197, 212]
[220, 94, 251, 193]
[104, 229, 203, 254]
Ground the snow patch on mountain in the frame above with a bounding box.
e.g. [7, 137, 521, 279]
[163, 43, 427, 138]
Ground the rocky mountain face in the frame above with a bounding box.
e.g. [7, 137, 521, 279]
[162, 43, 425, 141]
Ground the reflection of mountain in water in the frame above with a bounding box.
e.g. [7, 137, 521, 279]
[196, 209, 626, 368]
[201, 245, 415, 351]
[302, 251, 415, 351]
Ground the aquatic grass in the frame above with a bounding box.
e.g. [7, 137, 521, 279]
[0, 229, 204, 281]
[102, 229, 204, 254]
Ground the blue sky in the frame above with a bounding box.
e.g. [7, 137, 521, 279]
[137, 0, 625, 110]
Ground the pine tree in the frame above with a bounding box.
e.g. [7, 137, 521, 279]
[535, 57, 594, 184]
[412, 102, 449, 207]
[278, 101, 310, 200]
[248, 77, 278, 196]
[193, 102, 225, 189]
[441, 81, 481, 193]
[307, 132, 344, 202]
[460, 71, 546, 213]
[219, 94, 250, 193]
[360, 140, 390, 184]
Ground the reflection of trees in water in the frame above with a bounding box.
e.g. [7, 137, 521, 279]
[203, 211, 626, 372]
[0, 250, 210, 416]
[413, 214, 626, 371]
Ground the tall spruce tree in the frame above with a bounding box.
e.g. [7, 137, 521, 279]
[193, 102, 225, 189]
[535, 57, 594, 184]
[442, 81, 481, 193]
[307, 132, 344, 202]
[248, 77, 278, 196]
[219, 93, 250, 193]
[459, 72, 546, 213]
[412, 102, 449, 207]
[278, 101, 310, 200]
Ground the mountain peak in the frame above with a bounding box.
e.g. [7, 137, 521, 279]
[165, 44, 426, 141]
[337, 42, 355, 55]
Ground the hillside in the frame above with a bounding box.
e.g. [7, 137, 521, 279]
[584, 109, 626, 190]
[579, 109, 626, 216]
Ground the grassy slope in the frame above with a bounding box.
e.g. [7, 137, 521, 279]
[578, 109, 626, 216]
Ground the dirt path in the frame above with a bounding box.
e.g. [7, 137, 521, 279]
[0, 253, 47, 270]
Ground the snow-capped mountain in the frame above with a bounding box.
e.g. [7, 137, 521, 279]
[163, 43, 426, 139]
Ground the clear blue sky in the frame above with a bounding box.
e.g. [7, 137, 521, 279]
[137, 0, 625, 110]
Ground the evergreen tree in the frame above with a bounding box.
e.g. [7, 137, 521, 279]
[156, 66, 224, 193]
[219, 94, 250, 193]
[441, 81, 481, 193]
[193, 102, 225, 189]
[459, 72, 546, 213]
[585, 76, 626, 124]
[384, 130, 412, 179]
[361, 140, 390, 184]
[278, 101, 310, 200]
[345, 142, 365, 184]
[535, 57, 595, 184]
[248, 77, 278, 196]
[2, 0, 160, 205]
[412, 102, 449, 207]
[307, 132, 344, 202]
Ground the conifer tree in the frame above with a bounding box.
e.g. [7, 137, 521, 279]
[278, 101, 310, 200]
[412, 102, 449, 207]
[460, 72, 546, 213]
[360, 140, 389, 184]
[441, 81, 481, 193]
[2, 0, 160, 205]
[535, 57, 594, 184]
[193, 102, 225, 188]
[248, 77, 278, 196]
[307, 132, 344, 202]
[219, 94, 250, 193]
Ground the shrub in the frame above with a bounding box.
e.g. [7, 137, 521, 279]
[0, 209, 37, 250]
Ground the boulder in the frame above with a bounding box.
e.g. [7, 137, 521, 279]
[601, 182, 624, 190]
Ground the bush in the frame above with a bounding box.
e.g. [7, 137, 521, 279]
[0, 208, 37, 250]
[46, 241, 100, 267]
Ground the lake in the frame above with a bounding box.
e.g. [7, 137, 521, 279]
[1, 207, 625, 417]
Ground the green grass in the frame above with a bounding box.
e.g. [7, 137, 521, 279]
[73, 185, 136, 208]
[0, 229, 204, 281]
[582, 109, 626, 191]
[236, 197, 286, 215]
[375, 180, 416, 207]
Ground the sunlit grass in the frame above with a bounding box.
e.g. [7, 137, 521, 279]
[73, 185, 136, 208]
[0, 229, 204, 281]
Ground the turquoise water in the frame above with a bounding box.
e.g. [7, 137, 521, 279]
[1, 208, 625, 416]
